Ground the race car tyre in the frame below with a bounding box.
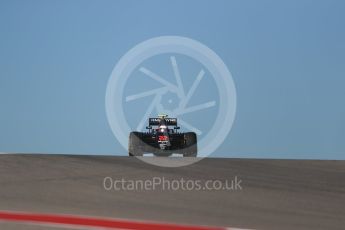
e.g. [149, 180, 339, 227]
[128, 132, 143, 156]
[183, 132, 197, 157]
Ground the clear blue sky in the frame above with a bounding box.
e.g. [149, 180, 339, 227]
[0, 0, 344, 159]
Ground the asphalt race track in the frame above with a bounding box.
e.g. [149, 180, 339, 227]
[0, 154, 344, 230]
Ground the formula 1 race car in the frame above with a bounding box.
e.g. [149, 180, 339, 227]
[128, 114, 197, 157]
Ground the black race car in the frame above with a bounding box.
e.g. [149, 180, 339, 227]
[128, 115, 197, 157]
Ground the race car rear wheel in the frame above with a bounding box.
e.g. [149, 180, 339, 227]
[183, 132, 197, 157]
[128, 132, 143, 156]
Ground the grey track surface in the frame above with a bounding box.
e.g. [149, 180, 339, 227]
[0, 154, 344, 230]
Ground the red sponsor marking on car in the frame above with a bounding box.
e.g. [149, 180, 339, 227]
[159, 135, 168, 141]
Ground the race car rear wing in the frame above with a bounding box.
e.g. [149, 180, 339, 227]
[148, 118, 177, 126]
